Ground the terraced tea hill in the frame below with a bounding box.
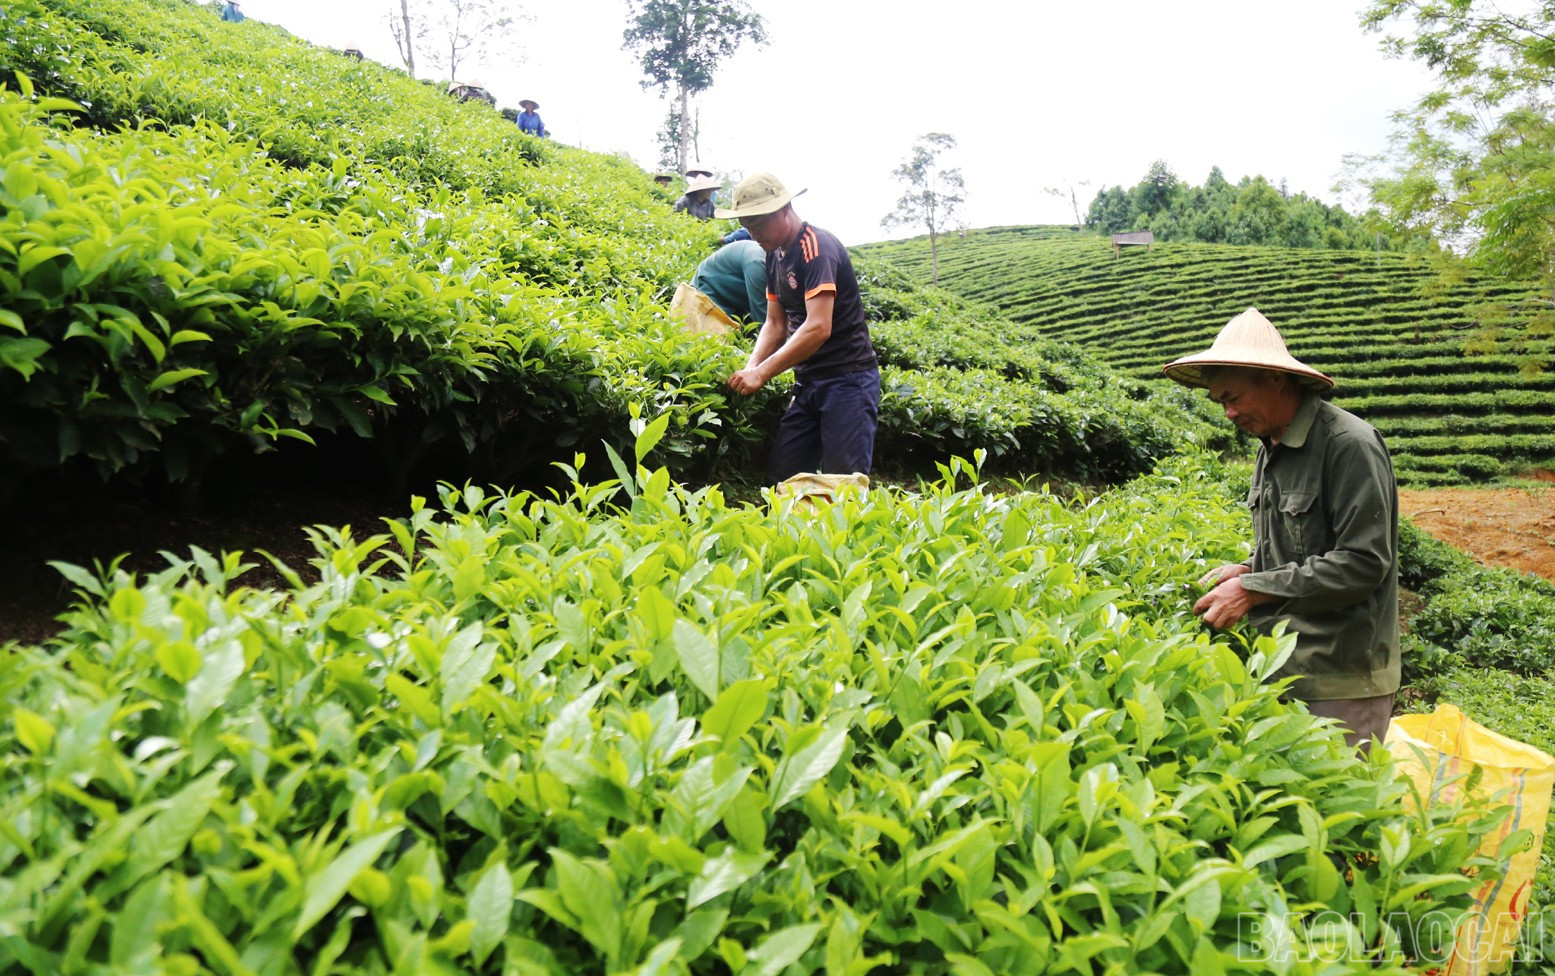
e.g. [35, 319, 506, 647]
[861, 228, 1551, 485]
[0, 1, 1224, 499]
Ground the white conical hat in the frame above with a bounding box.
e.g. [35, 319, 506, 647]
[1162, 307, 1333, 390]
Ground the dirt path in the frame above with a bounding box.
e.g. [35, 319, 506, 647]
[1401, 481, 1555, 581]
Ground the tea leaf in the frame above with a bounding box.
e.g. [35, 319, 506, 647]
[673, 619, 720, 701]
[12, 707, 54, 756]
[292, 828, 403, 939]
[772, 725, 848, 810]
[702, 677, 769, 747]
[467, 861, 513, 966]
[686, 849, 768, 909]
[741, 922, 822, 976]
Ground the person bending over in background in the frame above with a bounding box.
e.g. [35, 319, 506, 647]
[673, 174, 721, 220]
[1165, 308, 1400, 751]
[720, 173, 880, 483]
[691, 239, 767, 324]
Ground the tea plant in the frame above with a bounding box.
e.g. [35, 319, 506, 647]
[860, 229, 1553, 484]
[0, 451, 1504, 973]
[0, 0, 1221, 497]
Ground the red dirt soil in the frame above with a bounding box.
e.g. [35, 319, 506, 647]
[1400, 482, 1555, 582]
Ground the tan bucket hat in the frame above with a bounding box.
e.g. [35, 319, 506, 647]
[714, 173, 806, 219]
[1162, 307, 1333, 390]
[685, 174, 721, 194]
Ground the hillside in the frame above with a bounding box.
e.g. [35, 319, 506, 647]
[5, 4, 1555, 975]
[859, 227, 1552, 485]
[0, 0, 1225, 504]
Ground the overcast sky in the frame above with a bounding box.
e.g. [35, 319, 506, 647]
[228, 0, 1434, 245]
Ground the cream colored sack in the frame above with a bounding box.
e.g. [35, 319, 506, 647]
[1386, 704, 1555, 975]
[771, 472, 869, 512]
[670, 283, 736, 336]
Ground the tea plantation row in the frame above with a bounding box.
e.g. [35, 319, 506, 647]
[0, 0, 1224, 501]
[859, 229, 1551, 485]
[0, 451, 1502, 974]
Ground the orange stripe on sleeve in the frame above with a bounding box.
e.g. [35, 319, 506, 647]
[804, 283, 836, 300]
[766, 291, 778, 300]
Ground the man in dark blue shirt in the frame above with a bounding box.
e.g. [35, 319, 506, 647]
[717, 173, 880, 482]
[516, 99, 546, 138]
[219, 1, 244, 22]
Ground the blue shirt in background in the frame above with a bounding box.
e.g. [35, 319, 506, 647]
[517, 111, 546, 137]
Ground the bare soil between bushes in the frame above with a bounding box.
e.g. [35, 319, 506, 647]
[1399, 478, 1555, 582]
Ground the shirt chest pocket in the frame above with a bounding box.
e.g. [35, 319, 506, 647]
[1277, 489, 1322, 561]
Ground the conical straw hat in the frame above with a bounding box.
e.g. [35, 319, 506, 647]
[1162, 307, 1333, 390]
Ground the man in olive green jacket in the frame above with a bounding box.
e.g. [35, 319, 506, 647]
[1165, 308, 1399, 749]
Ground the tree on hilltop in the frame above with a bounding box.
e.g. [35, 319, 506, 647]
[1043, 179, 1092, 230]
[1088, 165, 1391, 251]
[882, 133, 967, 286]
[1133, 159, 1180, 216]
[389, 0, 418, 75]
[387, 0, 524, 82]
[622, 0, 767, 176]
[1357, 0, 1555, 346]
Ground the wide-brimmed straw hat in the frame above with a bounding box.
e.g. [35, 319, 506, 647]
[519, 99, 539, 110]
[685, 174, 721, 194]
[1162, 307, 1333, 390]
[714, 173, 806, 219]
[685, 162, 714, 178]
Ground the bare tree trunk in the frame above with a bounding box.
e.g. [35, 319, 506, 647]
[691, 103, 701, 167]
[927, 203, 940, 285]
[398, 0, 416, 75]
[676, 83, 690, 175]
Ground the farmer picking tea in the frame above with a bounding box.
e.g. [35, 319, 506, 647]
[719, 173, 880, 483]
[1165, 308, 1400, 750]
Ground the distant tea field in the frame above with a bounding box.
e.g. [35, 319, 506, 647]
[859, 227, 1554, 485]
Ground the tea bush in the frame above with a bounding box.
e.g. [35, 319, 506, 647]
[1395, 519, 1555, 681]
[858, 228, 1553, 484]
[0, 450, 1503, 973]
[1408, 566, 1555, 676]
[0, 0, 1222, 497]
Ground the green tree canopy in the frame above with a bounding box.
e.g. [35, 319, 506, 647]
[1086, 164, 1389, 251]
[1358, 0, 1555, 338]
[622, 0, 766, 175]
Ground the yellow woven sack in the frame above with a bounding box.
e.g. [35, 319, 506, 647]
[669, 283, 736, 336]
[770, 472, 869, 513]
[1386, 703, 1555, 975]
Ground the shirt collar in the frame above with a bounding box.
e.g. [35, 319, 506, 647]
[1275, 389, 1322, 449]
